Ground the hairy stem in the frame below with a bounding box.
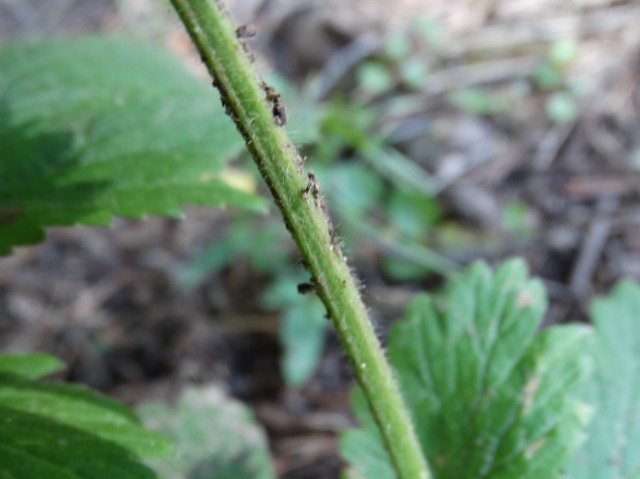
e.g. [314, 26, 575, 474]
[169, 1, 431, 477]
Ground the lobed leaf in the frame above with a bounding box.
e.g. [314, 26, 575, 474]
[567, 281, 640, 479]
[342, 260, 592, 479]
[0, 37, 266, 254]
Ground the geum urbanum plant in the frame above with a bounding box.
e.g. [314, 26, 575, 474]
[1, 1, 640, 478]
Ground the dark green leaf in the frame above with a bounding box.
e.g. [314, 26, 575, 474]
[343, 260, 592, 479]
[0, 356, 171, 479]
[0, 374, 171, 458]
[567, 281, 640, 479]
[0, 406, 157, 479]
[0, 37, 265, 254]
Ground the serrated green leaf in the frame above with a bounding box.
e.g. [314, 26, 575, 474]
[0, 37, 266, 255]
[342, 259, 592, 479]
[0, 406, 156, 479]
[0, 353, 64, 379]
[0, 374, 171, 458]
[567, 281, 640, 479]
[0, 362, 171, 479]
[140, 386, 275, 479]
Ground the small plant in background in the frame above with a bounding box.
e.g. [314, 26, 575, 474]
[532, 39, 583, 124]
[180, 214, 326, 387]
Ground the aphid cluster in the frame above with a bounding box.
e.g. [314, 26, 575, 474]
[235, 24, 256, 39]
[302, 172, 342, 256]
[262, 82, 287, 126]
[235, 23, 257, 62]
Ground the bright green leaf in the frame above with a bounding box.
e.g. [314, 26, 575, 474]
[567, 281, 640, 479]
[0, 37, 265, 255]
[140, 386, 275, 479]
[0, 353, 64, 379]
[343, 260, 592, 479]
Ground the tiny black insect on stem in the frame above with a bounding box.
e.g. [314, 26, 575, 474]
[297, 283, 315, 295]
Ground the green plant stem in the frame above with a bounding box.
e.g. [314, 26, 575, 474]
[169, 1, 431, 478]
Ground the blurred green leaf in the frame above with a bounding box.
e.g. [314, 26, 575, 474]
[448, 89, 505, 116]
[281, 300, 327, 387]
[0, 353, 64, 379]
[532, 64, 564, 90]
[380, 189, 441, 281]
[399, 59, 429, 90]
[380, 256, 431, 282]
[180, 217, 291, 289]
[546, 91, 579, 123]
[343, 260, 592, 479]
[261, 275, 327, 387]
[356, 62, 394, 96]
[387, 189, 440, 239]
[549, 40, 580, 67]
[0, 37, 265, 255]
[412, 15, 443, 50]
[140, 386, 274, 479]
[328, 163, 385, 218]
[502, 201, 535, 239]
[384, 34, 411, 61]
[567, 281, 640, 479]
